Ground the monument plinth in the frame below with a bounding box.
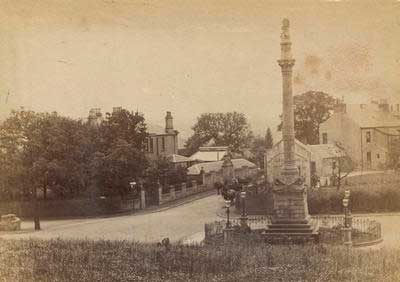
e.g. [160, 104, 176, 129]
[264, 19, 318, 243]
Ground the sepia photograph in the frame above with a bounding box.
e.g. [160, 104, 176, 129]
[0, 0, 400, 281]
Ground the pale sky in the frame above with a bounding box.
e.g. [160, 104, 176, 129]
[0, 0, 399, 142]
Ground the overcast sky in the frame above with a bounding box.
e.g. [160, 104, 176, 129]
[0, 0, 399, 142]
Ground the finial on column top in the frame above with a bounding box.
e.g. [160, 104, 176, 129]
[281, 18, 291, 42]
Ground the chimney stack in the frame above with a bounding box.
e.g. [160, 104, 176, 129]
[165, 111, 174, 134]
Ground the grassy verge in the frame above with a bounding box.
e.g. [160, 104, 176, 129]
[0, 238, 399, 281]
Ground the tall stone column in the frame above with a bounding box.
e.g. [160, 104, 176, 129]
[264, 19, 318, 243]
[278, 18, 298, 184]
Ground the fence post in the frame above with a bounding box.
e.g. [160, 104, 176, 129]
[181, 182, 187, 195]
[157, 181, 163, 205]
[170, 185, 176, 200]
[192, 180, 197, 190]
[140, 185, 146, 210]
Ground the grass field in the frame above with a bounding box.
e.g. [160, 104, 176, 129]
[0, 238, 399, 281]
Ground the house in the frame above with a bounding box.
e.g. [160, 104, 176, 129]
[189, 146, 228, 162]
[307, 144, 347, 186]
[145, 111, 179, 161]
[319, 99, 400, 170]
[88, 108, 179, 162]
[265, 139, 312, 187]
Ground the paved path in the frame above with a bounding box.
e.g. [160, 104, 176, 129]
[0, 195, 223, 243]
[1, 195, 400, 248]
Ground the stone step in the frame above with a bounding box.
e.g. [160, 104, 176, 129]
[267, 223, 312, 229]
[271, 219, 310, 224]
[262, 232, 319, 244]
[265, 228, 314, 234]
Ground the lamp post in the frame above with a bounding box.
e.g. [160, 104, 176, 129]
[225, 200, 231, 228]
[342, 189, 352, 247]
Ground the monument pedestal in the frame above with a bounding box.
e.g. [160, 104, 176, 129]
[263, 180, 319, 244]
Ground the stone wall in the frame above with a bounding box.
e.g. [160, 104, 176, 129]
[0, 197, 141, 218]
[158, 181, 211, 205]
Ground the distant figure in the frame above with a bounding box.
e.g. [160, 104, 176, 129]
[214, 182, 223, 195]
[311, 173, 320, 189]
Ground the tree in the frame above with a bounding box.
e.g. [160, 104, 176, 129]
[90, 139, 148, 198]
[0, 109, 92, 199]
[97, 109, 148, 152]
[278, 91, 336, 145]
[185, 112, 253, 155]
[250, 136, 266, 168]
[265, 127, 274, 149]
[331, 142, 354, 190]
[89, 109, 149, 197]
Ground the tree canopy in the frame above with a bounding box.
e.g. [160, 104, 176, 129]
[278, 91, 336, 145]
[265, 127, 274, 149]
[185, 112, 253, 155]
[0, 108, 149, 201]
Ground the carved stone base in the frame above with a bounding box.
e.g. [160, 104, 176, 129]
[263, 181, 319, 243]
[271, 186, 309, 223]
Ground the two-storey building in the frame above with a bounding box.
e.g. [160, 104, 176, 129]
[319, 99, 400, 170]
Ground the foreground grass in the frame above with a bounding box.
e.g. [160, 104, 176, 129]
[0, 239, 399, 281]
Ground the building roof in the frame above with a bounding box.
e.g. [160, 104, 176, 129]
[308, 144, 346, 160]
[187, 158, 257, 175]
[346, 110, 400, 129]
[166, 154, 192, 163]
[189, 146, 228, 162]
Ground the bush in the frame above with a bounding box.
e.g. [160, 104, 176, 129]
[308, 173, 400, 214]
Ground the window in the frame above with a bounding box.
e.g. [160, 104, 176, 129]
[366, 131, 371, 143]
[161, 137, 165, 151]
[377, 154, 380, 159]
[322, 133, 328, 144]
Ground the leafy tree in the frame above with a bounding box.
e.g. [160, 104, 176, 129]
[185, 112, 253, 155]
[90, 139, 148, 198]
[0, 109, 92, 199]
[265, 127, 274, 149]
[278, 91, 336, 145]
[89, 109, 149, 197]
[250, 136, 266, 168]
[98, 109, 148, 152]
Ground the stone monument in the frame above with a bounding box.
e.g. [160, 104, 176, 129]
[263, 19, 318, 242]
[221, 152, 235, 183]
